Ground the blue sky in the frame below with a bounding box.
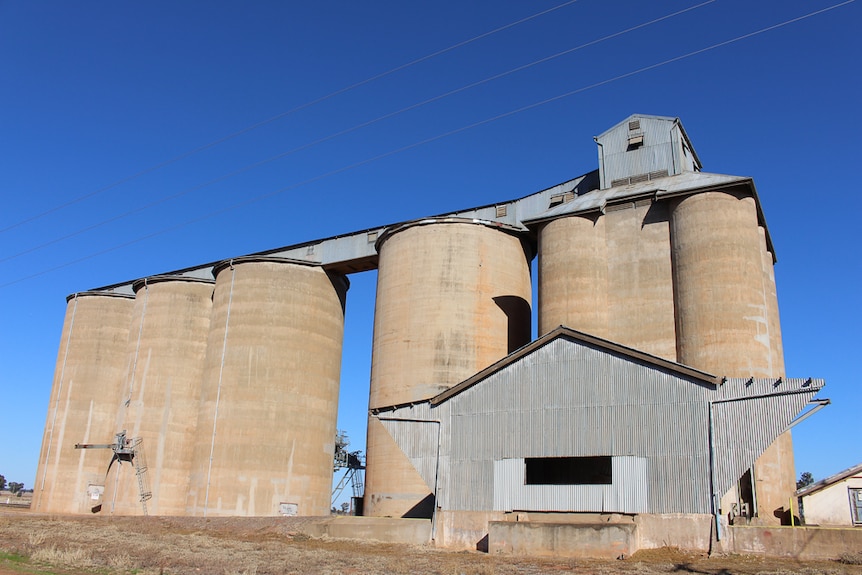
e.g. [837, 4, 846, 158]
[1, 0, 859, 502]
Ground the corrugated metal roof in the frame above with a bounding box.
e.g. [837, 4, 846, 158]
[797, 461, 862, 497]
[428, 326, 719, 407]
[522, 172, 752, 225]
[594, 113, 679, 139]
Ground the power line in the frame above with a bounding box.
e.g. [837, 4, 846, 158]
[1, 0, 853, 290]
[0, 0, 581, 236]
[1, 1, 716, 265]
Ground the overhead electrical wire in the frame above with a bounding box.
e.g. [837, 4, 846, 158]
[0, 0, 582, 236]
[0, 0, 854, 289]
[0, 0, 716, 265]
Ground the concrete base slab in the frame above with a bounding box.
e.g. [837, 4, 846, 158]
[303, 516, 431, 544]
[725, 525, 862, 560]
[489, 521, 637, 559]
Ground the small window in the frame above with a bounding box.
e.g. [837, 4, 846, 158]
[525, 456, 612, 485]
[850, 488, 862, 525]
[495, 205, 508, 217]
[628, 120, 641, 131]
[367, 231, 378, 243]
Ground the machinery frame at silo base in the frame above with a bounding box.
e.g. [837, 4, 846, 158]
[74, 430, 152, 515]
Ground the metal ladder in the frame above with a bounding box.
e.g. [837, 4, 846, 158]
[128, 437, 153, 515]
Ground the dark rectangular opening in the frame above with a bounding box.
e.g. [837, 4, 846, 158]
[525, 456, 612, 485]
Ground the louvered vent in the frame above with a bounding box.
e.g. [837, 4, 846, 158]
[610, 169, 670, 188]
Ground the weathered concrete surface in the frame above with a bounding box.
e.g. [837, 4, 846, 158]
[303, 516, 432, 544]
[489, 520, 637, 559]
[538, 203, 677, 360]
[438, 512, 714, 554]
[187, 258, 347, 517]
[725, 525, 862, 560]
[365, 220, 532, 518]
[538, 214, 609, 339]
[105, 277, 213, 516]
[604, 200, 677, 360]
[32, 293, 135, 515]
[670, 190, 795, 524]
[435, 510, 508, 550]
[634, 513, 713, 552]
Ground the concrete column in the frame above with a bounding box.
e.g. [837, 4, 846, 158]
[604, 200, 676, 360]
[103, 277, 213, 516]
[365, 220, 532, 517]
[33, 292, 134, 514]
[537, 214, 609, 339]
[670, 190, 794, 524]
[187, 258, 347, 517]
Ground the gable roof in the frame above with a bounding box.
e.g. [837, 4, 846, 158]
[430, 325, 720, 406]
[797, 462, 862, 497]
[594, 114, 702, 170]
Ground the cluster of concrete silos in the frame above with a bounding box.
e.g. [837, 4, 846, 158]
[33, 258, 347, 517]
[534, 189, 790, 519]
[33, 115, 795, 522]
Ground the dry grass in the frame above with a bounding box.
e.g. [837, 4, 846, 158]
[836, 551, 862, 565]
[0, 512, 859, 575]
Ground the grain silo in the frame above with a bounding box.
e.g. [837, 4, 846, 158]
[32, 292, 134, 514]
[364, 218, 533, 517]
[537, 214, 608, 340]
[102, 276, 214, 516]
[537, 200, 677, 359]
[668, 190, 794, 520]
[186, 257, 348, 517]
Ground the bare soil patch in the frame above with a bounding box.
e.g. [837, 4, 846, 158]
[0, 511, 856, 575]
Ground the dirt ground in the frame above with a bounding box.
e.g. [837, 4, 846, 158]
[0, 510, 858, 575]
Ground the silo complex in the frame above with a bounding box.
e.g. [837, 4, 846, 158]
[187, 258, 348, 517]
[364, 218, 533, 517]
[102, 276, 214, 516]
[34, 114, 802, 526]
[33, 292, 134, 514]
[530, 115, 796, 523]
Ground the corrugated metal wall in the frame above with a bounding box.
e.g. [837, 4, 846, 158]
[375, 335, 824, 515]
[597, 115, 686, 188]
[492, 456, 648, 513]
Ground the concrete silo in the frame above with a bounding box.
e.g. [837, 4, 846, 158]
[102, 276, 214, 516]
[537, 214, 608, 340]
[187, 257, 348, 517]
[364, 218, 533, 517]
[669, 189, 794, 521]
[537, 199, 677, 360]
[33, 292, 135, 514]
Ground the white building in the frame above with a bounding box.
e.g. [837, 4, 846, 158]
[798, 463, 862, 527]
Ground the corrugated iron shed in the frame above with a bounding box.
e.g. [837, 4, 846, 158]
[372, 327, 825, 515]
